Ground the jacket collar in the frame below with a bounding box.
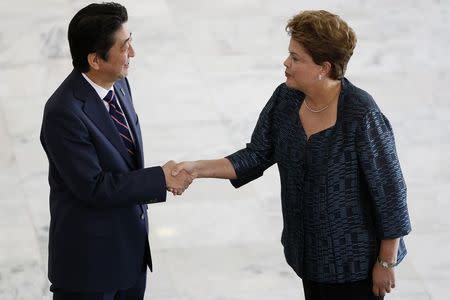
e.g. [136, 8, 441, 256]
[70, 69, 139, 169]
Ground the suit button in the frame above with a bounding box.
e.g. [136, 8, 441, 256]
[140, 213, 145, 220]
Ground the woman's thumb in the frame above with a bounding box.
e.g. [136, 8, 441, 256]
[171, 164, 182, 176]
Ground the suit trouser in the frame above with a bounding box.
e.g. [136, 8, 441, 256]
[51, 270, 147, 300]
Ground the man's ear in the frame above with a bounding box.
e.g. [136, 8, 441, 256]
[87, 53, 101, 71]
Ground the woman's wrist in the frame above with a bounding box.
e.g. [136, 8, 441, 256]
[378, 238, 400, 264]
[193, 160, 217, 178]
[196, 158, 237, 179]
[377, 256, 397, 269]
[193, 160, 205, 178]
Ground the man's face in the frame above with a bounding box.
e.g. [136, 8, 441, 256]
[98, 23, 135, 81]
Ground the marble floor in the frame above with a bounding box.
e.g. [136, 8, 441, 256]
[1, 0, 449, 299]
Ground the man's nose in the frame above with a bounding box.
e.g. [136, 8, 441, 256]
[129, 44, 135, 57]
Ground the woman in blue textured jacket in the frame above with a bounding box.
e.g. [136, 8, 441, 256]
[171, 10, 411, 300]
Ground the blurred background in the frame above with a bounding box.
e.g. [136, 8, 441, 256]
[0, 0, 449, 299]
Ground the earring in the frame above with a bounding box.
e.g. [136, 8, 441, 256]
[318, 74, 323, 80]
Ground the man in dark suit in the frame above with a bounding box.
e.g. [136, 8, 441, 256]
[40, 3, 191, 299]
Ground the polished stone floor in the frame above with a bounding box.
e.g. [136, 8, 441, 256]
[0, 0, 449, 299]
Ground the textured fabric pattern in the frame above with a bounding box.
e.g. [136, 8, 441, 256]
[226, 78, 411, 283]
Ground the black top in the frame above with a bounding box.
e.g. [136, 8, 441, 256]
[226, 78, 411, 283]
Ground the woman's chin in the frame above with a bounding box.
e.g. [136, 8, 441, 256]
[285, 80, 297, 89]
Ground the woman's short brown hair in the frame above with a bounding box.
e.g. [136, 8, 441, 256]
[286, 10, 357, 80]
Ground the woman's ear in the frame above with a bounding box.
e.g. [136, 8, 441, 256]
[320, 61, 332, 78]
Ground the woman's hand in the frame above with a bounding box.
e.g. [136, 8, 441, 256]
[372, 262, 396, 297]
[372, 238, 400, 296]
[172, 161, 199, 179]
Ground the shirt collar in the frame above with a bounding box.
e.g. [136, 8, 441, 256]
[81, 73, 113, 100]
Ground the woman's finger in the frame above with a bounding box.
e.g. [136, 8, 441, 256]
[372, 286, 379, 297]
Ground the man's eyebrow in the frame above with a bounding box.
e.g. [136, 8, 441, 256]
[122, 32, 132, 46]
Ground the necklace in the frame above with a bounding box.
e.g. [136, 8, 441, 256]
[303, 86, 341, 113]
[304, 98, 330, 113]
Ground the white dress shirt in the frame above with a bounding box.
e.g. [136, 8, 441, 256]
[82, 73, 135, 142]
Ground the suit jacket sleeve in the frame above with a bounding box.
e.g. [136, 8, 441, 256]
[41, 107, 167, 208]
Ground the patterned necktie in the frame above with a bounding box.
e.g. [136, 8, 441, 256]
[103, 90, 136, 158]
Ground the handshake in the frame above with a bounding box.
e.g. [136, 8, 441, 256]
[162, 160, 196, 195]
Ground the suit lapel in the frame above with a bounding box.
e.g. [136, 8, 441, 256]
[72, 71, 135, 169]
[114, 84, 144, 169]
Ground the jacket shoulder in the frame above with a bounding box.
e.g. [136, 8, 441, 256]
[343, 79, 380, 113]
[340, 79, 383, 126]
[44, 74, 79, 114]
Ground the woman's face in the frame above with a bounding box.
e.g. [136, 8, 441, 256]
[283, 38, 322, 91]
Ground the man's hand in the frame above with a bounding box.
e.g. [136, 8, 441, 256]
[162, 160, 193, 195]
